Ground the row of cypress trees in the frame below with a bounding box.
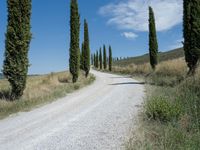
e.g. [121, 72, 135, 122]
[2, 0, 199, 100]
[149, 1, 200, 75]
[2, 0, 91, 100]
[91, 6, 158, 72]
[93, 45, 112, 71]
[70, 0, 91, 82]
[108, 2, 199, 75]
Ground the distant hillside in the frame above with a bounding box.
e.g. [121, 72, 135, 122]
[114, 47, 184, 66]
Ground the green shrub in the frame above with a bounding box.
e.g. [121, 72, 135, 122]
[145, 96, 182, 122]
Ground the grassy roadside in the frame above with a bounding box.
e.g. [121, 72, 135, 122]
[0, 71, 95, 119]
[126, 77, 200, 150]
[110, 58, 200, 149]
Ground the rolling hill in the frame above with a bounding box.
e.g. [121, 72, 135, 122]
[114, 47, 184, 66]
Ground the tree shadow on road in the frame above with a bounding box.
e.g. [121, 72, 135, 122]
[109, 82, 145, 86]
[109, 76, 132, 79]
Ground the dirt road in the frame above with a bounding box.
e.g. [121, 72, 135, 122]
[0, 70, 145, 150]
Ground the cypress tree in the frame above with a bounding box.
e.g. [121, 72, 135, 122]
[190, 0, 200, 71]
[80, 42, 84, 70]
[96, 51, 99, 68]
[99, 48, 102, 70]
[91, 54, 93, 66]
[69, 0, 80, 83]
[103, 45, 107, 69]
[93, 54, 94, 66]
[94, 52, 96, 68]
[109, 45, 112, 71]
[183, 0, 200, 75]
[149, 7, 158, 70]
[93, 53, 96, 67]
[83, 19, 90, 77]
[3, 0, 32, 99]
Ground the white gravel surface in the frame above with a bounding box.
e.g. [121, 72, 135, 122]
[0, 70, 145, 150]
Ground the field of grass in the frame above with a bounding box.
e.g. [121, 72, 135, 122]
[126, 70, 200, 150]
[113, 58, 187, 86]
[111, 50, 200, 149]
[0, 71, 95, 119]
[114, 47, 184, 66]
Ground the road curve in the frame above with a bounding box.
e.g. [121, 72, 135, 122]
[0, 70, 145, 150]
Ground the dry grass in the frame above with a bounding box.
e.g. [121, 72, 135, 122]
[112, 58, 188, 87]
[112, 63, 151, 75]
[113, 58, 187, 77]
[124, 61, 200, 150]
[156, 58, 187, 76]
[0, 71, 95, 119]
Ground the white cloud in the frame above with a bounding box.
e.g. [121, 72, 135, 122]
[99, 0, 183, 32]
[121, 32, 138, 39]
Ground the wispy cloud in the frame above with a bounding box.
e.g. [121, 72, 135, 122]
[99, 0, 182, 32]
[121, 32, 138, 40]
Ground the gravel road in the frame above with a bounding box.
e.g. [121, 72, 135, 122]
[0, 70, 145, 150]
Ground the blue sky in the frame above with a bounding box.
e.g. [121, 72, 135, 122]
[0, 0, 183, 74]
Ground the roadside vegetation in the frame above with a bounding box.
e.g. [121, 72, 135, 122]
[0, 71, 95, 119]
[94, 43, 200, 149]
[115, 0, 200, 149]
[113, 58, 187, 87]
[115, 57, 200, 149]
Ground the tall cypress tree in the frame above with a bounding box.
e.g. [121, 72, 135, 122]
[96, 51, 99, 68]
[3, 0, 32, 99]
[93, 53, 96, 67]
[94, 52, 96, 68]
[109, 45, 112, 71]
[103, 45, 107, 69]
[93, 53, 97, 68]
[99, 48, 102, 70]
[184, 0, 193, 75]
[83, 19, 90, 77]
[91, 54, 93, 66]
[80, 42, 84, 70]
[183, 0, 200, 75]
[69, 0, 80, 83]
[149, 7, 158, 70]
